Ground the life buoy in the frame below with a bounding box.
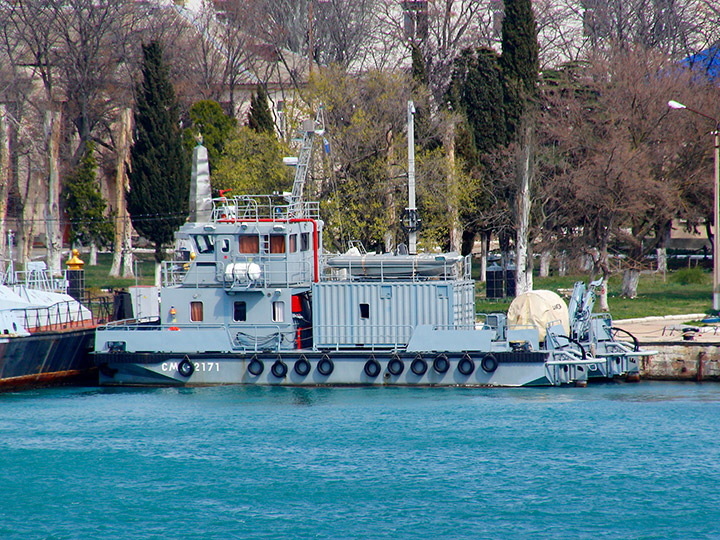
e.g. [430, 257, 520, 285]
[271, 359, 288, 378]
[410, 355, 427, 376]
[387, 354, 404, 376]
[248, 356, 264, 376]
[433, 354, 449, 374]
[458, 353, 475, 376]
[481, 354, 498, 373]
[364, 356, 381, 378]
[317, 354, 334, 376]
[178, 357, 194, 377]
[294, 356, 311, 376]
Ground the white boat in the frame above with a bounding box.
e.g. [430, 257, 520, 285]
[0, 249, 96, 389]
[325, 248, 463, 279]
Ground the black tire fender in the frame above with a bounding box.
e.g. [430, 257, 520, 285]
[410, 355, 428, 376]
[178, 357, 194, 378]
[271, 359, 288, 378]
[317, 354, 334, 376]
[433, 354, 450, 374]
[458, 353, 475, 376]
[247, 356, 264, 376]
[364, 355, 381, 378]
[387, 354, 404, 376]
[481, 354, 498, 373]
[294, 355, 311, 376]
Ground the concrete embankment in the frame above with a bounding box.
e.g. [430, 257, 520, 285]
[615, 314, 720, 381]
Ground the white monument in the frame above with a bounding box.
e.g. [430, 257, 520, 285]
[190, 141, 212, 222]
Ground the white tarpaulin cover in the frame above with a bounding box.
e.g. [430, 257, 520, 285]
[507, 290, 569, 342]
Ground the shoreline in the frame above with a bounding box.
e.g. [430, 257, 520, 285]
[615, 314, 720, 381]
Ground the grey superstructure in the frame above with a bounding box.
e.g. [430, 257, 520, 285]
[93, 106, 649, 387]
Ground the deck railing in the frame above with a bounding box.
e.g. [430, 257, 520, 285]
[161, 258, 315, 289]
[211, 195, 320, 222]
[12, 300, 93, 333]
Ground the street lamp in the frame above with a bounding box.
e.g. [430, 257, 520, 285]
[668, 100, 720, 311]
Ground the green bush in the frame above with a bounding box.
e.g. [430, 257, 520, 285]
[671, 267, 706, 285]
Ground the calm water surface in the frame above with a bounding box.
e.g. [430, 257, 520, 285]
[0, 382, 718, 540]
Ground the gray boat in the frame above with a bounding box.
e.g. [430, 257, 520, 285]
[93, 104, 647, 387]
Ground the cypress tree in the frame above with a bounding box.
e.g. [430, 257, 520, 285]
[247, 84, 275, 135]
[447, 47, 506, 158]
[499, 0, 539, 294]
[62, 142, 114, 248]
[500, 0, 539, 140]
[411, 44, 428, 86]
[127, 41, 189, 263]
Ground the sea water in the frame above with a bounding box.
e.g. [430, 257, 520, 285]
[0, 382, 718, 540]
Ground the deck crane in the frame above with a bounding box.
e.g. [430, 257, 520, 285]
[284, 106, 325, 217]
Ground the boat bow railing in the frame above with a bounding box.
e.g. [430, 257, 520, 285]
[12, 300, 94, 333]
[1, 267, 69, 293]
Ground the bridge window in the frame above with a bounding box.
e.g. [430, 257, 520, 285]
[289, 234, 297, 253]
[193, 235, 214, 254]
[239, 235, 259, 253]
[233, 301, 246, 322]
[190, 301, 204, 322]
[301, 232, 310, 251]
[269, 234, 285, 254]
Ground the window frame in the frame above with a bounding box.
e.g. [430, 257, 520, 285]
[190, 301, 204, 322]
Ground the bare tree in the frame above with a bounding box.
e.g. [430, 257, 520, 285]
[311, 0, 381, 70]
[0, 3, 29, 268]
[176, 1, 256, 115]
[52, 1, 141, 160]
[533, 0, 587, 69]
[0, 104, 10, 270]
[578, 0, 716, 59]
[3, 1, 66, 275]
[377, 0, 493, 102]
[540, 46, 704, 302]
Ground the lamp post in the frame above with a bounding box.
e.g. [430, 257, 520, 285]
[668, 100, 720, 311]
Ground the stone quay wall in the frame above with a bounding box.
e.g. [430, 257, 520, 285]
[639, 342, 720, 381]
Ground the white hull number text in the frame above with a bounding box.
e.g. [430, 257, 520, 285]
[161, 361, 220, 372]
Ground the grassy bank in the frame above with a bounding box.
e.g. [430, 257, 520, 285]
[474, 268, 712, 320]
[83, 252, 157, 292]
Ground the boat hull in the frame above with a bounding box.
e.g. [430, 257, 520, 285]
[0, 328, 96, 390]
[94, 350, 560, 387]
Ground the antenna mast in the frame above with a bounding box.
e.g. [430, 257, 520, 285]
[405, 101, 419, 254]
